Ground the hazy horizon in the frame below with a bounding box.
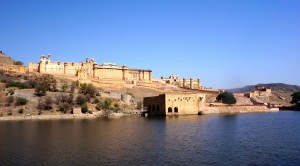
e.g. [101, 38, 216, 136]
[1, 0, 300, 89]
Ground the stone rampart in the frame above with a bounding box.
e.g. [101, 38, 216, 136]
[200, 105, 279, 114]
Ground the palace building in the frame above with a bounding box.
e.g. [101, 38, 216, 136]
[143, 93, 206, 116]
[29, 54, 152, 81]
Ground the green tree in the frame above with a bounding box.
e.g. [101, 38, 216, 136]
[216, 91, 237, 105]
[291, 92, 300, 106]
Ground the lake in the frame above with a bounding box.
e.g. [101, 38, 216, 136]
[1, 111, 300, 165]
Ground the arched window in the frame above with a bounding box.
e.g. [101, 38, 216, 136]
[152, 105, 155, 112]
[174, 107, 178, 113]
[156, 105, 159, 112]
[168, 107, 172, 113]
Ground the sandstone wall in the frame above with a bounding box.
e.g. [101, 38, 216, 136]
[144, 94, 166, 115]
[125, 70, 139, 80]
[200, 105, 279, 115]
[165, 93, 206, 115]
[94, 68, 123, 80]
[29, 63, 39, 72]
[0, 65, 28, 73]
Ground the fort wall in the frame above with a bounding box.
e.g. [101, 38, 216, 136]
[200, 105, 279, 115]
[29, 55, 152, 82]
[0, 64, 28, 73]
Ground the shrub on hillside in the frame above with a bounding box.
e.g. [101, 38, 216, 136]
[81, 103, 89, 114]
[16, 97, 28, 106]
[25, 79, 37, 88]
[113, 103, 120, 111]
[35, 74, 58, 96]
[58, 103, 72, 113]
[6, 81, 29, 89]
[13, 61, 24, 65]
[95, 101, 104, 110]
[18, 108, 24, 114]
[6, 95, 14, 106]
[60, 82, 69, 92]
[95, 99, 112, 111]
[216, 91, 237, 105]
[35, 84, 47, 96]
[55, 93, 69, 105]
[79, 83, 98, 97]
[7, 89, 14, 95]
[76, 94, 87, 105]
[67, 94, 74, 104]
[103, 99, 112, 110]
[93, 98, 100, 104]
[70, 81, 78, 93]
[7, 111, 12, 116]
[114, 103, 119, 108]
[38, 96, 53, 110]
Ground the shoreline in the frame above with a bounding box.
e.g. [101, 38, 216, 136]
[1, 108, 299, 121]
[0, 113, 132, 121]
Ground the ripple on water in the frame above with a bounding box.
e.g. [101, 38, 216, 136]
[1, 112, 300, 165]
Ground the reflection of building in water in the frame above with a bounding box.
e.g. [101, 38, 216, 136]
[29, 54, 152, 81]
[143, 93, 206, 115]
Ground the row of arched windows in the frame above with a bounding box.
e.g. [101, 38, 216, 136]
[168, 107, 178, 113]
[147, 105, 179, 113]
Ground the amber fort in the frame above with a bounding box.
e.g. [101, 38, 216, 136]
[0, 51, 279, 115]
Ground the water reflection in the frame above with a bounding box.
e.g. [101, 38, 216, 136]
[1, 112, 300, 165]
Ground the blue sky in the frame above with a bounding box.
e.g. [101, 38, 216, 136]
[1, 0, 300, 89]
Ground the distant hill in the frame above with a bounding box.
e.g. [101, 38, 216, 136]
[0, 51, 14, 65]
[227, 83, 300, 93]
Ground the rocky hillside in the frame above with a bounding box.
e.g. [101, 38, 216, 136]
[227, 83, 300, 93]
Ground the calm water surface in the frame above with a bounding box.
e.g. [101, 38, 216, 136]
[1, 111, 300, 165]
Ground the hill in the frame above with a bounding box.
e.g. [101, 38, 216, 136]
[227, 83, 300, 93]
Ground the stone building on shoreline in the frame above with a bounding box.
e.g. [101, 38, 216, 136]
[143, 93, 206, 115]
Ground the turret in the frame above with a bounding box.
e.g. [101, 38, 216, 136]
[47, 54, 51, 62]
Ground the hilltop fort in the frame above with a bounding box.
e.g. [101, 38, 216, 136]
[0, 52, 285, 118]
